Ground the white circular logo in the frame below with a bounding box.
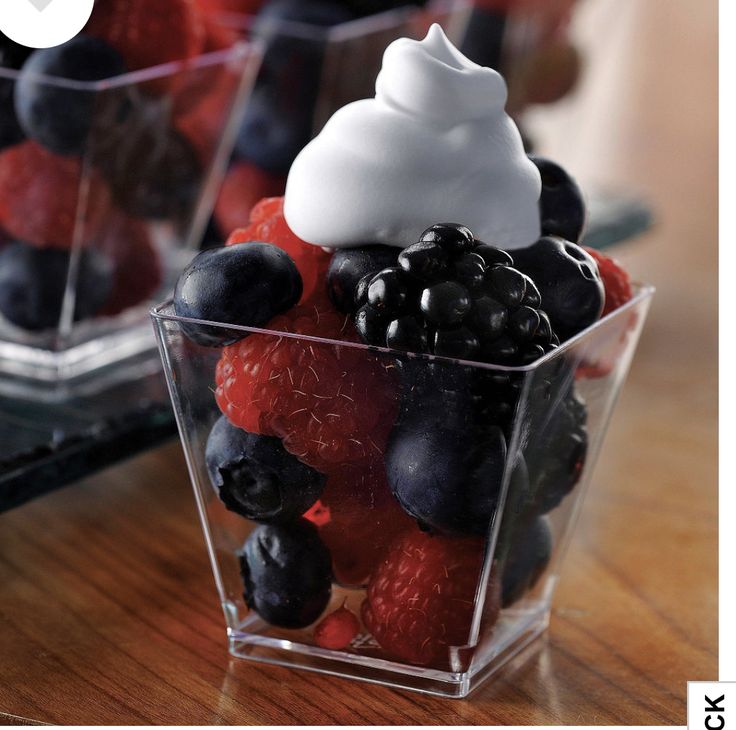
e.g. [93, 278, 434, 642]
[0, 0, 95, 50]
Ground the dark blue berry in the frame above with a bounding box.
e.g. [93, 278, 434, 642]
[502, 516, 553, 607]
[174, 242, 302, 347]
[420, 281, 471, 326]
[386, 406, 508, 535]
[205, 416, 325, 522]
[512, 236, 604, 340]
[327, 245, 398, 313]
[239, 519, 332, 628]
[0, 241, 112, 331]
[419, 223, 474, 255]
[15, 36, 127, 156]
[530, 156, 586, 242]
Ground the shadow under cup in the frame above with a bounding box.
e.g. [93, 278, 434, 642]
[151, 282, 653, 698]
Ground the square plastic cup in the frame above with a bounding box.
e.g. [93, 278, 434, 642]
[151, 281, 653, 698]
[0, 41, 262, 387]
[209, 0, 473, 231]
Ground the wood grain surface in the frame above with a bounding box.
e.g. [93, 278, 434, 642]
[0, 0, 717, 724]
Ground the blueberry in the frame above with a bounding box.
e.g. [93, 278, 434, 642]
[501, 516, 553, 607]
[327, 245, 398, 313]
[419, 223, 474, 255]
[398, 240, 450, 282]
[0, 37, 32, 151]
[529, 156, 586, 242]
[0, 241, 112, 331]
[386, 406, 508, 536]
[512, 236, 604, 340]
[206, 416, 325, 522]
[420, 281, 471, 326]
[15, 36, 127, 156]
[173, 242, 302, 347]
[234, 0, 356, 173]
[239, 519, 332, 628]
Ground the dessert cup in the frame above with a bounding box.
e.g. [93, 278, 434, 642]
[0, 42, 262, 387]
[152, 281, 653, 698]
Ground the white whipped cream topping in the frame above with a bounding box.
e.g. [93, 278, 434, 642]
[283, 24, 541, 250]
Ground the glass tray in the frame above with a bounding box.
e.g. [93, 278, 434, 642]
[0, 189, 652, 514]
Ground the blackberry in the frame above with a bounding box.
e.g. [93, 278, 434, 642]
[353, 223, 558, 366]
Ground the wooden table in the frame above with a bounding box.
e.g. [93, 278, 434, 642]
[0, 0, 717, 724]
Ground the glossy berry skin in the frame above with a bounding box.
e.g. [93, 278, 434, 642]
[174, 242, 302, 346]
[386, 402, 508, 536]
[529, 156, 586, 243]
[0, 240, 112, 331]
[15, 36, 128, 156]
[362, 529, 488, 667]
[0, 38, 32, 151]
[205, 415, 325, 522]
[501, 516, 553, 607]
[239, 519, 332, 628]
[355, 223, 559, 366]
[327, 245, 398, 313]
[313, 604, 360, 650]
[512, 236, 603, 340]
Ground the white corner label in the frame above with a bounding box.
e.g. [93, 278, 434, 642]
[0, 0, 95, 49]
[688, 682, 736, 729]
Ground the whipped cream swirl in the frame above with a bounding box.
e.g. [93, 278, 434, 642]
[283, 24, 541, 250]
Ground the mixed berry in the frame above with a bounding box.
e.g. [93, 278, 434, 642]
[172, 155, 636, 669]
[0, 0, 241, 334]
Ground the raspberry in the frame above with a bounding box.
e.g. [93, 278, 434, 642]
[86, 0, 206, 84]
[362, 530, 488, 667]
[583, 247, 633, 316]
[215, 164, 286, 235]
[97, 212, 162, 316]
[314, 462, 414, 586]
[214, 298, 399, 472]
[313, 603, 360, 650]
[0, 141, 111, 249]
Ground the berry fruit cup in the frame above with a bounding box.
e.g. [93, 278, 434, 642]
[152, 280, 653, 697]
[0, 42, 262, 387]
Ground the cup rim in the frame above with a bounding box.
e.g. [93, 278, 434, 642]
[151, 281, 655, 374]
[0, 41, 260, 91]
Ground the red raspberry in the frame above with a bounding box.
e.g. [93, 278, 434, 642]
[215, 164, 286, 234]
[215, 299, 399, 472]
[313, 603, 360, 650]
[97, 212, 162, 316]
[315, 463, 415, 587]
[225, 197, 330, 304]
[86, 0, 206, 92]
[583, 247, 633, 316]
[0, 141, 111, 249]
[195, 0, 265, 14]
[362, 530, 488, 667]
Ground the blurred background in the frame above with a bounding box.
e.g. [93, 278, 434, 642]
[0, 0, 717, 724]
